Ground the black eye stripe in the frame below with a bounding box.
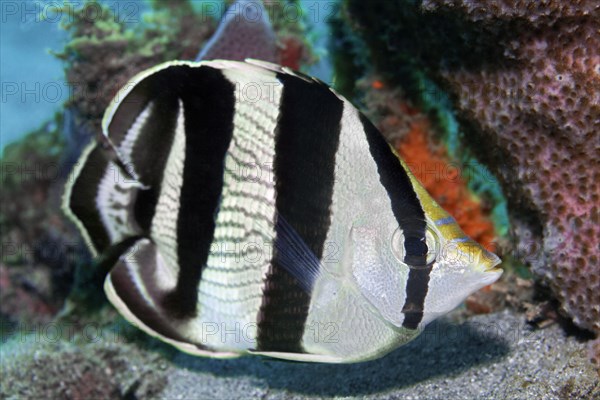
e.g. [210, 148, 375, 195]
[405, 236, 428, 257]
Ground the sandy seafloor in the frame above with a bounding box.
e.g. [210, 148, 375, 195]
[2, 310, 597, 399]
[161, 311, 598, 399]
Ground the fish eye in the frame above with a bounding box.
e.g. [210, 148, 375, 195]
[391, 223, 439, 268]
[405, 236, 427, 257]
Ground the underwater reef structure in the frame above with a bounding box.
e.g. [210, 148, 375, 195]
[0, 116, 82, 325]
[397, 126, 497, 253]
[0, 330, 169, 398]
[196, 0, 278, 62]
[344, 0, 600, 366]
[55, 1, 216, 137]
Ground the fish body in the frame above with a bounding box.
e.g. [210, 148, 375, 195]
[64, 59, 502, 363]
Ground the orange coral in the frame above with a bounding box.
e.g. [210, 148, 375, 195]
[396, 122, 496, 251]
[371, 80, 384, 90]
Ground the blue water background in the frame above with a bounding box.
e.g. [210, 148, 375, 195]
[0, 0, 151, 152]
[1, 0, 67, 152]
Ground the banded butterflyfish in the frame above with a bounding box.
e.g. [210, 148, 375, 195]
[63, 59, 502, 363]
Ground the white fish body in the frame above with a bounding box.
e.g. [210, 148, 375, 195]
[64, 59, 502, 363]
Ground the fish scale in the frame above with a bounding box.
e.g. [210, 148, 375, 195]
[117, 102, 154, 177]
[194, 68, 281, 350]
[151, 100, 186, 278]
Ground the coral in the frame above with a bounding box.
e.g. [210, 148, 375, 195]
[421, 1, 600, 24]
[278, 35, 306, 70]
[196, 0, 279, 62]
[328, 3, 370, 99]
[196, 0, 311, 69]
[591, 339, 600, 371]
[265, 0, 313, 67]
[397, 126, 496, 250]
[345, 0, 600, 364]
[360, 77, 430, 144]
[334, 12, 510, 236]
[0, 116, 83, 323]
[0, 332, 168, 398]
[53, 1, 216, 134]
[360, 76, 499, 249]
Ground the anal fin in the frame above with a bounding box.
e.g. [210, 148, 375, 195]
[104, 237, 240, 359]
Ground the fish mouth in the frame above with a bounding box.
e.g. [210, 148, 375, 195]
[473, 251, 503, 287]
[482, 251, 503, 273]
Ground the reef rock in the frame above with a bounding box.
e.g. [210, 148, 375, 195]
[346, 0, 600, 365]
[196, 0, 278, 62]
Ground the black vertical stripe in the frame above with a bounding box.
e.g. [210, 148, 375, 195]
[106, 67, 183, 234]
[108, 76, 177, 189]
[109, 239, 196, 344]
[68, 145, 112, 253]
[131, 95, 179, 233]
[401, 265, 433, 329]
[359, 113, 431, 329]
[257, 74, 344, 352]
[162, 66, 236, 318]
